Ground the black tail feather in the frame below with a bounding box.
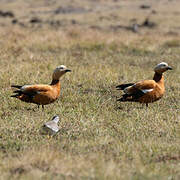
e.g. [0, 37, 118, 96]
[117, 94, 130, 101]
[11, 90, 22, 98]
[11, 90, 37, 100]
[11, 85, 22, 89]
[13, 90, 22, 94]
[117, 89, 145, 102]
[116, 83, 134, 90]
[11, 94, 19, 98]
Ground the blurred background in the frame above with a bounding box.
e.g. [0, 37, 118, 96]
[0, 0, 180, 35]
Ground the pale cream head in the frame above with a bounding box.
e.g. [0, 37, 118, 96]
[154, 62, 172, 74]
[52, 65, 71, 80]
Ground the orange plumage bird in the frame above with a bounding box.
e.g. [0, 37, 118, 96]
[11, 65, 71, 109]
[116, 62, 172, 107]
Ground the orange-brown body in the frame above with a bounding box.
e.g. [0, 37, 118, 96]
[11, 65, 71, 108]
[131, 74, 165, 104]
[18, 81, 61, 105]
[116, 62, 172, 107]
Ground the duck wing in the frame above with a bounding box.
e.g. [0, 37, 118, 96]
[117, 80, 156, 102]
[11, 84, 52, 102]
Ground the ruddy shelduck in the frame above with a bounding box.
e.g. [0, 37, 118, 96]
[11, 65, 71, 109]
[116, 62, 172, 107]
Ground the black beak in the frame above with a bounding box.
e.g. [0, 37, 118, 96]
[167, 66, 172, 70]
[65, 69, 71, 72]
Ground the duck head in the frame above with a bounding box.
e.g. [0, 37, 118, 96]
[154, 62, 172, 74]
[52, 65, 71, 80]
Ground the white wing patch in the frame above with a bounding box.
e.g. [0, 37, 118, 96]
[141, 89, 153, 94]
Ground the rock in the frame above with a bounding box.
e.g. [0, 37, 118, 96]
[141, 18, 156, 28]
[54, 6, 87, 14]
[12, 19, 18, 24]
[140, 5, 151, 9]
[151, 10, 157, 14]
[30, 17, 41, 24]
[0, 10, 14, 18]
[71, 19, 77, 24]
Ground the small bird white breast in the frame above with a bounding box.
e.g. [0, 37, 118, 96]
[41, 115, 60, 135]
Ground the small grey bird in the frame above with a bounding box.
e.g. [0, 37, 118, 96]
[41, 115, 60, 135]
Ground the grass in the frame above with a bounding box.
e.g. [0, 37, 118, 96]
[0, 0, 180, 179]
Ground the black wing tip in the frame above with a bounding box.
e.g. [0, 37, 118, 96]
[117, 98, 125, 102]
[11, 85, 22, 89]
[117, 94, 128, 102]
[116, 83, 134, 90]
[117, 93, 131, 102]
[116, 85, 125, 91]
[116, 85, 122, 90]
[11, 90, 22, 98]
[11, 94, 18, 98]
[13, 90, 21, 93]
